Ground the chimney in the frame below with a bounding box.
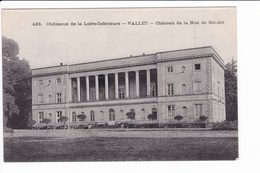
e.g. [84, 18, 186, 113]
[60, 63, 63, 66]
[143, 53, 145, 55]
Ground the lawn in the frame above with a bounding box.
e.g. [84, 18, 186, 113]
[4, 135, 238, 161]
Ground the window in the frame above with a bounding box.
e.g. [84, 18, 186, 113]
[48, 80, 51, 86]
[182, 106, 187, 117]
[109, 109, 115, 121]
[48, 95, 52, 103]
[38, 112, 44, 123]
[120, 110, 125, 120]
[49, 113, 52, 122]
[100, 111, 104, 121]
[167, 84, 174, 95]
[90, 111, 95, 121]
[167, 105, 175, 119]
[182, 84, 187, 95]
[56, 93, 62, 103]
[167, 66, 173, 72]
[194, 104, 203, 118]
[194, 63, 201, 70]
[119, 87, 125, 99]
[56, 78, 61, 84]
[193, 81, 202, 94]
[56, 111, 62, 123]
[38, 80, 43, 86]
[150, 83, 157, 97]
[141, 109, 145, 120]
[90, 89, 96, 101]
[38, 94, 43, 104]
[72, 112, 77, 122]
[181, 66, 186, 73]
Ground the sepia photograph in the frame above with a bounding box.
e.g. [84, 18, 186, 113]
[2, 7, 237, 162]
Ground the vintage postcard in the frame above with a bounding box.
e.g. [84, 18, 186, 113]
[2, 7, 237, 162]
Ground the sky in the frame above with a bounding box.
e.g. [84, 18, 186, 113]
[2, 8, 236, 69]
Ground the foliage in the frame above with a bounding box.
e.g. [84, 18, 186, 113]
[126, 110, 135, 123]
[77, 113, 86, 121]
[59, 116, 68, 128]
[212, 120, 238, 130]
[225, 59, 238, 121]
[42, 118, 51, 128]
[174, 115, 183, 122]
[199, 116, 208, 122]
[147, 112, 157, 121]
[27, 119, 36, 129]
[2, 36, 32, 129]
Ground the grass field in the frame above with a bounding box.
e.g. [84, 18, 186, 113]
[4, 130, 238, 162]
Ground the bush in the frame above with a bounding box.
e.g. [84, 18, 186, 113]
[212, 120, 238, 130]
[174, 115, 183, 122]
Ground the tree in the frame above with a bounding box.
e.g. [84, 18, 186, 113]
[2, 36, 32, 129]
[199, 116, 208, 122]
[225, 58, 238, 121]
[174, 115, 183, 122]
[59, 116, 68, 129]
[27, 119, 36, 129]
[42, 118, 51, 129]
[77, 112, 86, 121]
[147, 112, 157, 122]
[126, 110, 135, 124]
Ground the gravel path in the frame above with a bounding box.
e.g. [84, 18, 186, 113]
[4, 129, 238, 139]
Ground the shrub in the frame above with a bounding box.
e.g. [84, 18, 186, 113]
[174, 115, 183, 122]
[77, 113, 86, 121]
[199, 116, 208, 122]
[212, 120, 238, 130]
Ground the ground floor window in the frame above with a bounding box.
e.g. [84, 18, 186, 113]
[109, 109, 115, 121]
[167, 105, 175, 119]
[38, 112, 44, 123]
[49, 113, 52, 122]
[194, 104, 203, 118]
[182, 106, 187, 117]
[90, 111, 95, 121]
[56, 111, 62, 123]
[72, 112, 77, 122]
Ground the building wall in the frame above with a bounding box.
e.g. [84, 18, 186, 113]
[31, 47, 226, 125]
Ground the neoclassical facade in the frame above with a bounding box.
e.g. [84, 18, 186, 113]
[32, 46, 226, 126]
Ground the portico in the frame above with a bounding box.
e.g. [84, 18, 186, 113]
[70, 69, 157, 103]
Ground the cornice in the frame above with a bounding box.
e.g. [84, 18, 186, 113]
[32, 53, 214, 78]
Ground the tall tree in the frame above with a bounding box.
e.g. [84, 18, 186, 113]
[225, 58, 238, 121]
[2, 36, 32, 128]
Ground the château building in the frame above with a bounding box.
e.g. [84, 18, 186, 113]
[32, 46, 226, 126]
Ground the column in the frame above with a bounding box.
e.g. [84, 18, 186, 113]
[146, 69, 151, 97]
[69, 78, 72, 102]
[77, 77, 80, 102]
[115, 73, 119, 99]
[105, 74, 109, 100]
[125, 72, 129, 98]
[136, 71, 140, 97]
[95, 75, 99, 100]
[86, 76, 89, 101]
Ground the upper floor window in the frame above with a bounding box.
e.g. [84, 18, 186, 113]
[119, 87, 125, 99]
[38, 112, 44, 123]
[56, 93, 62, 103]
[181, 66, 186, 73]
[48, 80, 51, 86]
[193, 81, 202, 94]
[194, 63, 201, 70]
[167, 83, 174, 95]
[38, 80, 43, 86]
[56, 78, 61, 84]
[56, 111, 62, 123]
[167, 66, 173, 73]
[182, 84, 187, 95]
[38, 94, 43, 104]
[150, 83, 157, 97]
